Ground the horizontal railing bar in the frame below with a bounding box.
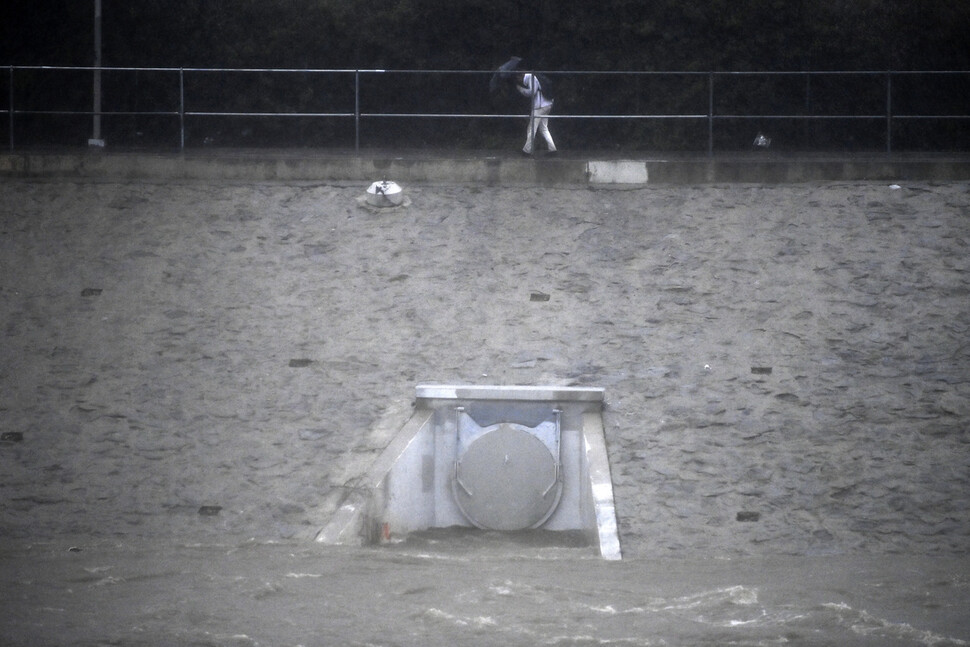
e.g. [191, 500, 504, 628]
[182, 67, 362, 74]
[709, 70, 968, 76]
[5, 65, 360, 73]
[186, 111, 354, 117]
[8, 109, 967, 121]
[892, 114, 970, 119]
[7, 65, 969, 76]
[7, 110, 179, 116]
[881, 70, 970, 75]
[358, 113, 708, 119]
[714, 114, 886, 119]
[717, 114, 970, 119]
[9, 110, 969, 121]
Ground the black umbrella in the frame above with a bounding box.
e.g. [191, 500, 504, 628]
[489, 56, 522, 94]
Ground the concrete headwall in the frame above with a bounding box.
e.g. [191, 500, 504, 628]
[316, 385, 622, 559]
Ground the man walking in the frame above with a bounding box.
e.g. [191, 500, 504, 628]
[517, 73, 557, 156]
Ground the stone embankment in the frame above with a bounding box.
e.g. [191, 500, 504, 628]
[1, 178, 967, 557]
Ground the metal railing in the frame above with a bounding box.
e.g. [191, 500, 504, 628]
[3, 65, 969, 154]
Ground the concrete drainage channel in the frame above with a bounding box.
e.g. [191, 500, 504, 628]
[317, 385, 622, 560]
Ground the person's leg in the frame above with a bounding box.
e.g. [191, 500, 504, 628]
[523, 111, 537, 154]
[538, 117, 556, 151]
[537, 105, 556, 151]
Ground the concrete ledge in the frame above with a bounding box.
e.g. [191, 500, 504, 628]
[2, 150, 969, 184]
[644, 158, 970, 184]
[0, 151, 588, 185]
[415, 384, 605, 402]
[588, 160, 649, 184]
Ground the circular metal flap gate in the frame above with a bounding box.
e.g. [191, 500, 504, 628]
[452, 423, 562, 530]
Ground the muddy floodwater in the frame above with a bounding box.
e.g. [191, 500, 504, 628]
[2, 537, 968, 646]
[1, 178, 969, 645]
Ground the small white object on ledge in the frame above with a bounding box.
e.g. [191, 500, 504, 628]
[365, 180, 404, 207]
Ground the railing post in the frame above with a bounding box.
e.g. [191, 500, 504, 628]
[89, 0, 104, 147]
[355, 69, 360, 153]
[179, 68, 185, 151]
[8, 66, 13, 151]
[708, 72, 714, 157]
[886, 71, 893, 153]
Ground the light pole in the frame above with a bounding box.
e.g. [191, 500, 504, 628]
[88, 0, 105, 147]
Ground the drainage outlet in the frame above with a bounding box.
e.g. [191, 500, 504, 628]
[453, 422, 562, 531]
[316, 385, 622, 559]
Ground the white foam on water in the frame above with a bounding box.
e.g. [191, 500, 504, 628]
[823, 602, 969, 646]
[589, 604, 619, 615]
[620, 585, 813, 630]
[653, 585, 760, 612]
[488, 583, 514, 596]
[541, 637, 655, 646]
[421, 608, 498, 630]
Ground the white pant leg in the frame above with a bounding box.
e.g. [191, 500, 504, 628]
[524, 112, 537, 153]
[524, 104, 556, 153]
[536, 103, 556, 152]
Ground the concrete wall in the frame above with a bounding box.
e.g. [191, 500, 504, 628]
[4, 150, 970, 185]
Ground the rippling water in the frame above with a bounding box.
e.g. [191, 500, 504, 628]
[2, 535, 967, 646]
